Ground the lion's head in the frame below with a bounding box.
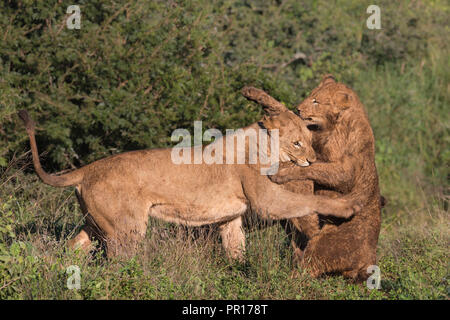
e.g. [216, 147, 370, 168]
[241, 86, 316, 167]
[296, 75, 362, 131]
[260, 110, 316, 167]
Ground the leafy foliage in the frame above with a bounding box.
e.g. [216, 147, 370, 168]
[1, 0, 447, 173]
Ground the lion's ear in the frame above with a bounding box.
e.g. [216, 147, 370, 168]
[320, 74, 336, 87]
[261, 116, 280, 131]
[335, 91, 352, 109]
[259, 116, 270, 130]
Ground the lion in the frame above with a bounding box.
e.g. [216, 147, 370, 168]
[267, 75, 382, 282]
[18, 89, 360, 260]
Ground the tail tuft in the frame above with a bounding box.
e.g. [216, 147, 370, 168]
[18, 109, 35, 131]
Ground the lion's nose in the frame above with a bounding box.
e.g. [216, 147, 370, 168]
[307, 155, 317, 163]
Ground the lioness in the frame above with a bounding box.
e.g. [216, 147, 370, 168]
[269, 75, 382, 281]
[18, 94, 359, 259]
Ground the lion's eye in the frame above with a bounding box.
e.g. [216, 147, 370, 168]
[312, 98, 318, 105]
[293, 141, 303, 148]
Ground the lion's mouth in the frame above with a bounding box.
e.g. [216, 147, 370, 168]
[303, 117, 323, 131]
[288, 158, 310, 167]
[296, 160, 310, 167]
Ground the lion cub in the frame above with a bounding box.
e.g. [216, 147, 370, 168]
[18, 90, 360, 259]
[270, 75, 382, 281]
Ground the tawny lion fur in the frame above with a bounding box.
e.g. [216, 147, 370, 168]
[18, 91, 360, 260]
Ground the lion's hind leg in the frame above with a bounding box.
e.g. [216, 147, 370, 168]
[66, 187, 95, 254]
[103, 209, 150, 258]
[300, 220, 377, 283]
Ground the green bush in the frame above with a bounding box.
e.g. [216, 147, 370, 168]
[1, 0, 447, 173]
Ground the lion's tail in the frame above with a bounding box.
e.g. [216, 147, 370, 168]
[18, 110, 84, 187]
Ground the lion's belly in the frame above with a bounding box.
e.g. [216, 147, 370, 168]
[148, 199, 248, 227]
[144, 169, 248, 226]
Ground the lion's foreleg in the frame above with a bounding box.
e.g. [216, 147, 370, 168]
[219, 216, 246, 262]
[67, 227, 93, 253]
[244, 178, 357, 220]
